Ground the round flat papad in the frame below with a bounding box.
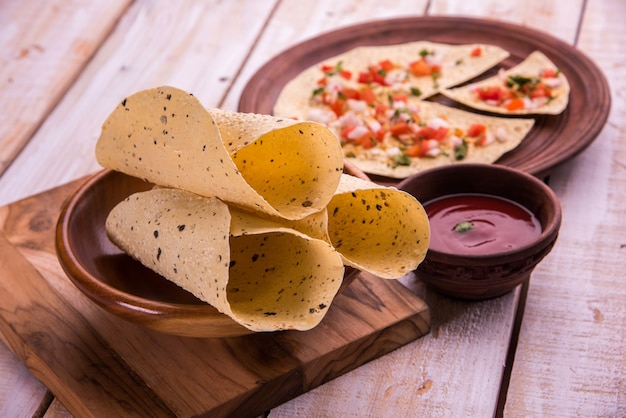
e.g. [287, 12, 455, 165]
[343, 101, 535, 179]
[106, 188, 345, 332]
[96, 86, 344, 220]
[274, 41, 510, 114]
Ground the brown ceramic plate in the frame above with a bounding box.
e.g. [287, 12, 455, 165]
[239, 16, 610, 180]
[56, 169, 361, 338]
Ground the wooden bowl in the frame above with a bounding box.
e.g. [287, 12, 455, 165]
[397, 164, 562, 300]
[55, 169, 361, 338]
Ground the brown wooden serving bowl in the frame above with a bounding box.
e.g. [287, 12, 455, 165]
[398, 163, 562, 300]
[56, 167, 362, 338]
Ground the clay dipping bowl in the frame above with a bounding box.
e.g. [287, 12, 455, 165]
[397, 163, 562, 300]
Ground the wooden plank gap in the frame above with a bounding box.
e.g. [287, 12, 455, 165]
[495, 279, 530, 418]
[573, 0, 589, 47]
[424, 0, 435, 15]
[32, 390, 54, 418]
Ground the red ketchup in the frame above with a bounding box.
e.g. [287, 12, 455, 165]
[424, 193, 542, 255]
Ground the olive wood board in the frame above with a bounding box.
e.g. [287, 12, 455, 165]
[0, 175, 430, 418]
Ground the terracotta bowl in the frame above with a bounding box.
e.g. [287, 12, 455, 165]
[397, 163, 562, 300]
[56, 167, 362, 338]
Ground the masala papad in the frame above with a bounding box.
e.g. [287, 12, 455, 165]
[441, 51, 570, 115]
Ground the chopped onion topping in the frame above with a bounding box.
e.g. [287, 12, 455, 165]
[428, 117, 450, 130]
[308, 108, 337, 124]
[347, 125, 370, 140]
[495, 127, 508, 142]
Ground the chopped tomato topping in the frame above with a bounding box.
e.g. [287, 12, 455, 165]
[530, 82, 551, 99]
[540, 68, 558, 78]
[467, 123, 486, 138]
[476, 86, 503, 102]
[328, 98, 346, 116]
[340, 125, 356, 139]
[435, 126, 450, 141]
[360, 87, 376, 105]
[378, 59, 395, 72]
[357, 71, 374, 84]
[372, 71, 387, 85]
[340, 87, 360, 100]
[374, 104, 388, 118]
[414, 126, 449, 141]
[391, 94, 408, 103]
[339, 69, 352, 80]
[408, 59, 432, 76]
[506, 98, 525, 111]
[356, 60, 397, 86]
[357, 134, 376, 149]
[404, 144, 422, 157]
[420, 140, 439, 156]
[389, 121, 412, 136]
[470, 47, 482, 57]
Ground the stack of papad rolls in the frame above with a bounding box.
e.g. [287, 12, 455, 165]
[97, 86, 430, 332]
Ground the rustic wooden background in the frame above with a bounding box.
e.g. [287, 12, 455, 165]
[0, 0, 624, 416]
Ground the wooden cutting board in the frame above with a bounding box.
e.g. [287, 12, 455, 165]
[0, 175, 430, 418]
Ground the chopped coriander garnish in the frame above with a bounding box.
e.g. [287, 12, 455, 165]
[432, 71, 441, 88]
[454, 221, 474, 233]
[410, 87, 422, 97]
[324, 61, 344, 76]
[506, 75, 538, 90]
[454, 140, 468, 160]
[419, 49, 433, 57]
[390, 154, 411, 167]
[312, 87, 324, 97]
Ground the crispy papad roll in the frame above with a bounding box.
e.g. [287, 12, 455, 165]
[326, 175, 430, 279]
[96, 86, 344, 220]
[106, 188, 345, 332]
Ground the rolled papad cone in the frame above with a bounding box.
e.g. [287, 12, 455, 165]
[106, 188, 345, 332]
[96, 86, 344, 221]
[326, 174, 430, 279]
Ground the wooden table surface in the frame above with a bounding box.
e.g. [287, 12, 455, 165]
[1, 0, 624, 416]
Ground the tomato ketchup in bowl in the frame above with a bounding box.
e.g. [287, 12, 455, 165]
[424, 193, 542, 255]
[398, 164, 561, 300]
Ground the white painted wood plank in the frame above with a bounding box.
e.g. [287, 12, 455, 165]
[428, 0, 583, 44]
[221, 0, 431, 111]
[0, 339, 49, 418]
[264, 0, 584, 416]
[271, 277, 520, 417]
[504, 0, 626, 415]
[0, 0, 277, 206]
[0, 0, 131, 413]
[0, 0, 131, 176]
